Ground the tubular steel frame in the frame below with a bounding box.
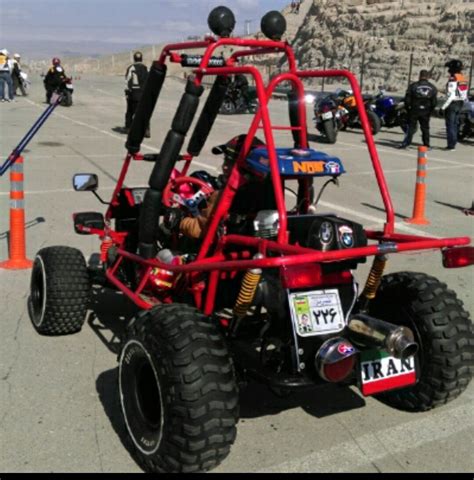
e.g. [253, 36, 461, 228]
[93, 36, 470, 312]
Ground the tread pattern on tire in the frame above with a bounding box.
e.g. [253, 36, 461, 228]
[31, 246, 90, 335]
[123, 304, 239, 473]
[369, 271, 473, 411]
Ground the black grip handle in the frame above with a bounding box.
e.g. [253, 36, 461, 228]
[126, 61, 167, 154]
[180, 54, 226, 68]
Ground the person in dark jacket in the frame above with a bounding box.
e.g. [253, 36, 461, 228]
[44, 57, 67, 103]
[399, 69, 437, 149]
[124, 51, 149, 137]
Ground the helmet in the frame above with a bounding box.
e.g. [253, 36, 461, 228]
[445, 59, 463, 73]
[0, 49, 9, 56]
[52, 57, 61, 66]
[13, 53, 20, 59]
[133, 51, 143, 62]
[212, 134, 265, 162]
[190, 170, 220, 190]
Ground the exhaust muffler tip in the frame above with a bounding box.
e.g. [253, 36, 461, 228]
[385, 326, 419, 360]
[348, 314, 419, 360]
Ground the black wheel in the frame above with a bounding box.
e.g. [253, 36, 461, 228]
[219, 98, 236, 115]
[322, 119, 337, 144]
[119, 304, 239, 473]
[29, 246, 90, 335]
[61, 91, 73, 107]
[367, 110, 381, 135]
[368, 272, 473, 411]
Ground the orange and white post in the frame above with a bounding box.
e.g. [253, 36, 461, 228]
[0, 156, 33, 269]
[405, 146, 430, 225]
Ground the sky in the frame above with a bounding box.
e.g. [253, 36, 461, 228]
[0, 0, 290, 58]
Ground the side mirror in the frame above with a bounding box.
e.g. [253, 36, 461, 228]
[73, 173, 98, 191]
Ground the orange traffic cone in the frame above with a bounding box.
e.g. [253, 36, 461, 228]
[405, 146, 430, 225]
[0, 156, 33, 269]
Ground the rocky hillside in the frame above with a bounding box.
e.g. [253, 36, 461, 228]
[289, 0, 473, 93]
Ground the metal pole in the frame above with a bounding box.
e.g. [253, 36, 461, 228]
[408, 51, 414, 90]
[360, 52, 365, 92]
[322, 57, 327, 92]
[469, 51, 473, 91]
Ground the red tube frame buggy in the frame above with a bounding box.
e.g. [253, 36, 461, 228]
[28, 17, 473, 473]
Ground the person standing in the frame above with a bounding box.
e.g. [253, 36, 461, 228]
[43, 57, 67, 103]
[399, 69, 437, 149]
[0, 49, 14, 102]
[12, 53, 27, 96]
[439, 59, 468, 151]
[124, 51, 149, 137]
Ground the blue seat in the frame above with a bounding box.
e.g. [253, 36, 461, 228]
[246, 147, 345, 177]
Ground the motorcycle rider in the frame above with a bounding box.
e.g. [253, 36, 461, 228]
[12, 53, 27, 96]
[44, 57, 67, 103]
[399, 70, 437, 149]
[232, 73, 250, 107]
[124, 51, 149, 137]
[439, 59, 468, 151]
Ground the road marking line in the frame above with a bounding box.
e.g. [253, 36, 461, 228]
[336, 140, 469, 167]
[351, 164, 469, 176]
[259, 402, 473, 473]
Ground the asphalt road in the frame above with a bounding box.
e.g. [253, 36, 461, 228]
[1, 74, 473, 473]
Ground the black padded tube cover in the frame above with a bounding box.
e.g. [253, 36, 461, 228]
[187, 75, 230, 156]
[287, 90, 306, 148]
[138, 77, 204, 258]
[126, 61, 167, 154]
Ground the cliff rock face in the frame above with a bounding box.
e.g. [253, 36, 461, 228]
[290, 0, 473, 92]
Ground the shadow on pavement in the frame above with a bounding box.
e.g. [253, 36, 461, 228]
[96, 368, 141, 469]
[239, 380, 365, 419]
[88, 285, 139, 354]
[308, 132, 335, 144]
[434, 200, 469, 213]
[0, 216, 45, 251]
[361, 202, 409, 220]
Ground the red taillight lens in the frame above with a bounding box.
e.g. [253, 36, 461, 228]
[281, 265, 353, 289]
[442, 247, 474, 268]
[323, 355, 356, 382]
[280, 264, 322, 289]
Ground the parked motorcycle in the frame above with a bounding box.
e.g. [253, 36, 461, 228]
[459, 92, 474, 142]
[335, 89, 382, 135]
[313, 93, 346, 143]
[219, 83, 258, 115]
[368, 87, 408, 133]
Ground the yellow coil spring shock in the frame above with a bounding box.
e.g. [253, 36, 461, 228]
[359, 254, 387, 311]
[231, 253, 264, 335]
[233, 269, 262, 318]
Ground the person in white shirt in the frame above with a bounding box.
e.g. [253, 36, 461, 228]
[0, 49, 14, 102]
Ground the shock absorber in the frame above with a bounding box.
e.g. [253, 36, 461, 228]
[230, 254, 263, 336]
[100, 234, 114, 264]
[357, 254, 387, 312]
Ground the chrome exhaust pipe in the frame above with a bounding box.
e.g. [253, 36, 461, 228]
[347, 313, 418, 360]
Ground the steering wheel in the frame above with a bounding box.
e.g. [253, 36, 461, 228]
[162, 176, 215, 217]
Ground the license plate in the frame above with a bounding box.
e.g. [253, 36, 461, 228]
[288, 289, 345, 337]
[359, 349, 417, 396]
[66, 84, 74, 90]
[321, 111, 333, 120]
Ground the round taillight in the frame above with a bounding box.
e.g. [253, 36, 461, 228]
[322, 355, 356, 383]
